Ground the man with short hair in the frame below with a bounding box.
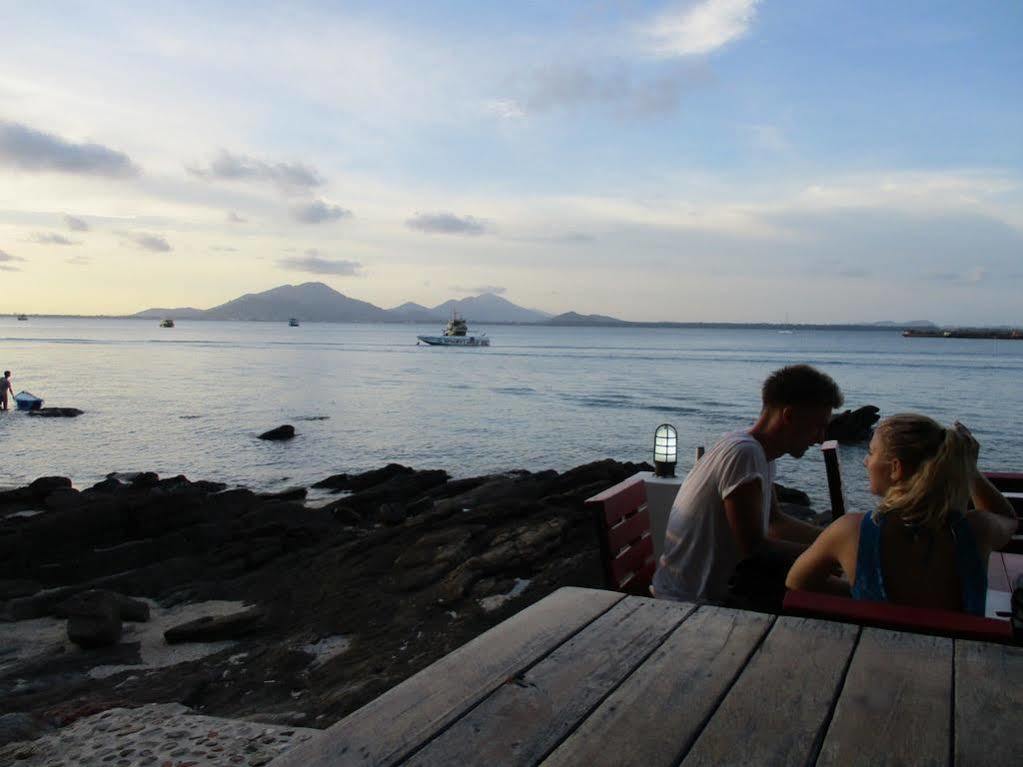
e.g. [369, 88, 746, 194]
[653, 364, 843, 608]
[0, 370, 11, 411]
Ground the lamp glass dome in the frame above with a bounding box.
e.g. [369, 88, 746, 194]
[654, 424, 677, 463]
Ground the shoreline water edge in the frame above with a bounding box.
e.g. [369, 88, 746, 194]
[1, 460, 823, 764]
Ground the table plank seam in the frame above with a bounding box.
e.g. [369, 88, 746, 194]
[531, 599, 701, 766]
[807, 626, 863, 767]
[394, 591, 631, 766]
[668, 611, 780, 767]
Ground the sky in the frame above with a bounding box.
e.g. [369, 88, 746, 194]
[1, 0, 1021, 323]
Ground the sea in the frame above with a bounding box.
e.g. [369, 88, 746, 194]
[2, 318, 1022, 514]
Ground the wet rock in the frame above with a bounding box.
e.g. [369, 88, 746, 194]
[43, 487, 81, 511]
[164, 607, 264, 643]
[28, 476, 72, 496]
[312, 463, 414, 492]
[775, 483, 811, 507]
[26, 407, 83, 417]
[257, 487, 307, 503]
[0, 712, 53, 746]
[0, 579, 41, 600]
[66, 591, 122, 648]
[378, 503, 406, 526]
[259, 425, 295, 441]
[827, 405, 881, 444]
[55, 589, 151, 622]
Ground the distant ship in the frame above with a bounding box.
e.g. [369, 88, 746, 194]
[288, 317, 300, 327]
[903, 328, 1022, 340]
[16, 313, 27, 321]
[160, 318, 175, 328]
[417, 313, 490, 347]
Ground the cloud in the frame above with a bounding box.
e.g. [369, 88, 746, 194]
[500, 61, 708, 117]
[226, 210, 247, 223]
[189, 150, 323, 193]
[406, 212, 489, 236]
[0, 120, 139, 177]
[924, 267, 989, 285]
[64, 214, 89, 231]
[646, 0, 761, 57]
[30, 232, 78, 245]
[210, 245, 238, 252]
[66, 255, 91, 265]
[0, 248, 24, 271]
[507, 231, 595, 244]
[277, 249, 362, 275]
[122, 232, 172, 252]
[291, 199, 352, 224]
[452, 285, 506, 295]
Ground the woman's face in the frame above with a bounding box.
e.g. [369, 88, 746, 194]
[864, 430, 895, 496]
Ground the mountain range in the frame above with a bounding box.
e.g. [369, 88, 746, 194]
[134, 282, 558, 324]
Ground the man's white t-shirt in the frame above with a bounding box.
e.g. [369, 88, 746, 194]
[652, 430, 775, 602]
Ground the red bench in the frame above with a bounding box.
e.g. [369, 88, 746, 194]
[586, 475, 655, 596]
[783, 589, 1013, 642]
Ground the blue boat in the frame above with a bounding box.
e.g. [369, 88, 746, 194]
[14, 391, 44, 411]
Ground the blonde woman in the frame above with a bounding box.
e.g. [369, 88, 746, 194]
[786, 415, 1018, 614]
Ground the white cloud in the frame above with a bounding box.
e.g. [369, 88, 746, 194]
[645, 0, 761, 57]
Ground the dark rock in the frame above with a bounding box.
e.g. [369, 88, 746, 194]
[378, 503, 407, 526]
[257, 487, 307, 502]
[26, 407, 83, 417]
[193, 480, 228, 494]
[827, 405, 881, 444]
[43, 488, 82, 511]
[0, 713, 54, 746]
[312, 463, 414, 492]
[130, 472, 160, 488]
[55, 589, 151, 622]
[66, 591, 122, 648]
[775, 483, 811, 507]
[259, 424, 295, 441]
[164, 607, 264, 643]
[86, 477, 124, 493]
[779, 501, 822, 525]
[28, 476, 72, 496]
[0, 579, 41, 600]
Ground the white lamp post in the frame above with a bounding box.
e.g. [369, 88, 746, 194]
[653, 424, 677, 478]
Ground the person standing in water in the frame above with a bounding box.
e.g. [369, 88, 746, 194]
[0, 371, 12, 411]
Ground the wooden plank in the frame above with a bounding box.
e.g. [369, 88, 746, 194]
[607, 507, 651, 551]
[988, 553, 1010, 592]
[586, 474, 647, 522]
[610, 535, 653, 586]
[404, 595, 695, 767]
[679, 616, 858, 767]
[541, 606, 773, 767]
[272, 587, 626, 767]
[816, 628, 952, 766]
[955, 639, 1023, 766]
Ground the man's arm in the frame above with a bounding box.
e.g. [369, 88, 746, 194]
[724, 480, 808, 565]
[768, 488, 824, 545]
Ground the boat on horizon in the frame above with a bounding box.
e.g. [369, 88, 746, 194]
[417, 313, 490, 347]
[16, 313, 27, 321]
[160, 318, 175, 328]
[288, 317, 300, 327]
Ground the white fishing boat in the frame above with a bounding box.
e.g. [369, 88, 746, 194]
[288, 317, 300, 327]
[160, 318, 175, 328]
[417, 313, 490, 347]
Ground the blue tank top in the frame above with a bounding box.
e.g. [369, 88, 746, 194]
[851, 510, 987, 615]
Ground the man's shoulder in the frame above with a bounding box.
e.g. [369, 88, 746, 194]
[713, 431, 764, 460]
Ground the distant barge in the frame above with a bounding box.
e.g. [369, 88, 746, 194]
[903, 328, 1023, 340]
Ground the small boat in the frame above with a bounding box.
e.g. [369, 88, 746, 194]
[16, 313, 27, 321]
[288, 317, 300, 327]
[160, 318, 175, 328]
[14, 391, 44, 411]
[417, 313, 490, 347]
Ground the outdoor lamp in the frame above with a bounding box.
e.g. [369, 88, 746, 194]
[653, 424, 677, 477]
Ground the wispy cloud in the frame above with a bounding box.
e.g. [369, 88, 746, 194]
[0, 248, 24, 271]
[291, 199, 352, 224]
[278, 249, 362, 275]
[645, 0, 761, 57]
[226, 210, 247, 223]
[406, 212, 489, 236]
[122, 232, 172, 252]
[0, 120, 139, 177]
[66, 255, 91, 266]
[210, 245, 238, 252]
[64, 214, 89, 231]
[924, 267, 989, 285]
[452, 285, 506, 295]
[30, 232, 78, 245]
[188, 150, 323, 193]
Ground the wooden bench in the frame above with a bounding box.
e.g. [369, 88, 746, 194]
[586, 475, 655, 595]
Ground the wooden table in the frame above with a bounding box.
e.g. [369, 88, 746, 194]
[273, 587, 1023, 767]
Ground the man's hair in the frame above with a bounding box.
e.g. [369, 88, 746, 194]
[762, 364, 843, 409]
[2, 371, 8, 377]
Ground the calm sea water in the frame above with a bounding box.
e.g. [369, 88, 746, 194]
[2, 318, 1022, 513]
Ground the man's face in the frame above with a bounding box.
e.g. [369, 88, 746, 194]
[784, 404, 833, 458]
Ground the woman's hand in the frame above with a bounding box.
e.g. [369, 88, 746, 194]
[953, 421, 980, 470]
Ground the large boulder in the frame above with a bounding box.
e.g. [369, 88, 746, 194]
[259, 424, 295, 441]
[827, 405, 881, 444]
[56, 589, 151, 622]
[28, 476, 72, 496]
[65, 591, 122, 648]
[27, 407, 83, 417]
[164, 607, 264, 643]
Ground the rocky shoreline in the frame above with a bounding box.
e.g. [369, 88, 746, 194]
[1, 459, 825, 764]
